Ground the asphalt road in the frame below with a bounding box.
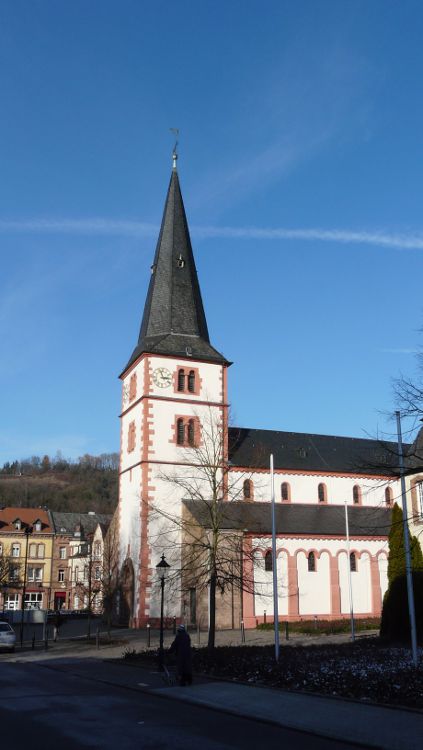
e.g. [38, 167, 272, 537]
[0, 659, 373, 750]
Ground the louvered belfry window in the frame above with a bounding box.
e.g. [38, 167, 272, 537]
[188, 419, 195, 447]
[177, 418, 185, 445]
[188, 370, 195, 393]
[178, 369, 185, 392]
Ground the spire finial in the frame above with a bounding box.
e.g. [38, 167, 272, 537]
[170, 128, 179, 169]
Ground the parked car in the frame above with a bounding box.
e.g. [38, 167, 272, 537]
[0, 621, 16, 652]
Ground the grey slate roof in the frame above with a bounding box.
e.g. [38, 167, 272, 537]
[183, 500, 391, 538]
[123, 168, 228, 373]
[50, 512, 111, 536]
[228, 427, 403, 476]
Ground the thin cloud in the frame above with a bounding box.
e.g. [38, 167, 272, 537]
[1, 218, 423, 251]
[378, 348, 419, 355]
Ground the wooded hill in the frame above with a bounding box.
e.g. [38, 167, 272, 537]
[0, 453, 119, 514]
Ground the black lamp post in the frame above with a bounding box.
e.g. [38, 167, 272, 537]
[156, 554, 170, 668]
[1, 583, 7, 617]
[20, 525, 33, 647]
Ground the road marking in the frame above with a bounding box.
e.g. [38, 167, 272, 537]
[137, 682, 149, 687]
[137, 721, 145, 725]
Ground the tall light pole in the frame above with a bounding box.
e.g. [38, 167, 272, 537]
[344, 502, 355, 642]
[20, 525, 33, 647]
[396, 411, 418, 667]
[156, 554, 170, 669]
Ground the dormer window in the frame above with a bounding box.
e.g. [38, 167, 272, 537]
[14, 519, 21, 531]
[34, 520, 42, 532]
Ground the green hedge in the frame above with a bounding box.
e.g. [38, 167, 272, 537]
[380, 571, 423, 644]
[257, 617, 380, 635]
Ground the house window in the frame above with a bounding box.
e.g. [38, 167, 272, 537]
[28, 567, 43, 582]
[281, 482, 290, 502]
[25, 593, 42, 610]
[127, 421, 136, 453]
[29, 543, 37, 558]
[353, 485, 361, 505]
[93, 541, 102, 559]
[14, 519, 21, 531]
[74, 595, 79, 609]
[58, 569, 65, 583]
[178, 369, 185, 392]
[188, 370, 196, 393]
[5, 594, 19, 610]
[9, 566, 20, 582]
[34, 520, 42, 532]
[308, 551, 316, 572]
[188, 419, 195, 447]
[37, 544, 45, 559]
[264, 550, 273, 572]
[350, 552, 357, 572]
[59, 547, 66, 560]
[177, 418, 185, 445]
[318, 483, 327, 503]
[75, 566, 79, 582]
[84, 566, 89, 582]
[95, 567, 101, 581]
[11, 544, 20, 558]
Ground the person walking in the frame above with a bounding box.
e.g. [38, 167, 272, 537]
[53, 610, 61, 642]
[168, 624, 192, 686]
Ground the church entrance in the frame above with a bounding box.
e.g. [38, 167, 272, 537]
[119, 558, 135, 626]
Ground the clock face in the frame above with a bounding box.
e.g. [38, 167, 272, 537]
[153, 367, 172, 388]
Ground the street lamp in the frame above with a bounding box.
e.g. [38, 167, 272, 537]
[1, 583, 7, 617]
[156, 554, 170, 668]
[20, 525, 33, 647]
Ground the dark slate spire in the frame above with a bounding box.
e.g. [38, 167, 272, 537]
[123, 159, 228, 373]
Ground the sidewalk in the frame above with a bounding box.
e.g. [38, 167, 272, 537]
[25, 648, 423, 750]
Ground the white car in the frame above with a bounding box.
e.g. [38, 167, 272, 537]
[0, 621, 16, 652]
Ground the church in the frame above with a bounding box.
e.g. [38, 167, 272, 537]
[116, 152, 401, 629]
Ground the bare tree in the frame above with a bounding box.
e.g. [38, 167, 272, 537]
[101, 515, 120, 636]
[150, 407, 261, 650]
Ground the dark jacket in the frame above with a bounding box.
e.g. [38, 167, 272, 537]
[169, 630, 192, 674]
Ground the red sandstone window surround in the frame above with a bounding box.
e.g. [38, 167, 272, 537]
[308, 551, 316, 572]
[385, 486, 393, 506]
[350, 552, 357, 572]
[174, 416, 200, 447]
[174, 366, 200, 395]
[353, 485, 361, 505]
[318, 483, 327, 503]
[281, 482, 290, 502]
[127, 421, 136, 453]
[264, 550, 273, 572]
[129, 373, 137, 402]
[243, 479, 253, 500]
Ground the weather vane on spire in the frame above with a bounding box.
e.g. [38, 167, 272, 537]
[170, 128, 179, 169]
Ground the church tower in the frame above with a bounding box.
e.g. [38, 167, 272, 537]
[118, 152, 229, 626]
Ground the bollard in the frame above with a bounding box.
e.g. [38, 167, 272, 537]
[241, 620, 246, 644]
[263, 610, 266, 625]
[32, 633, 35, 650]
[314, 615, 318, 630]
[285, 621, 289, 641]
[173, 616, 176, 635]
[147, 623, 151, 648]
[96, 627, 100, 650]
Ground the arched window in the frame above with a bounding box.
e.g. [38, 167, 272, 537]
[177, 418, 185, 445]
[353, 485, 361, 505]
[350, 552, 357, 572]
[308, 551, 316, 572]
[188, 419, 195, 447]
[243, 479, 252, 500]
[281, 482, 290, 502]
[264, 550, 273, 572]
[385, 487, 393, 506]
[177, 369, 185, 392]
[188, 370, 196, 393]
[318, 483, 327, 503]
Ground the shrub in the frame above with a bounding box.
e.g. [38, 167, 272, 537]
[257, 618, 380, 635]
[380, 571, 423, 644]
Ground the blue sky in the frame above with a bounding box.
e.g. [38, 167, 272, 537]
[1, 0, 423, 464]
